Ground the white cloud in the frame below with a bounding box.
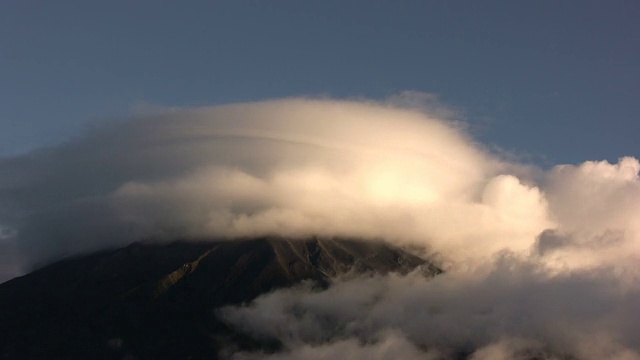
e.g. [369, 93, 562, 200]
[1, 97, 637, 274]
[1, 97, 530, 267]
[1, 96, 639, 357]
[232, 331, 437, 360]
[220, 258, 640, 359]
[540, 157, 640, 272]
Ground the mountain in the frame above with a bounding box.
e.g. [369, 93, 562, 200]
[0, 237, 441, 359]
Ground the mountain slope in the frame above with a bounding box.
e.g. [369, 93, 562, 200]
[0, 237, 440, 359]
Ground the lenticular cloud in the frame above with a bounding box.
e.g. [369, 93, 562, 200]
[0, 96, 639, 358]
[0, 97, 513, 265]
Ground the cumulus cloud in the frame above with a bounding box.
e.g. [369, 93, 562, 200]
[540, 158, 640, 272]
[0, 95, 639, 358]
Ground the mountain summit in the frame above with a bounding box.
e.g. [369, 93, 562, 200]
[0, 237, 440, 359]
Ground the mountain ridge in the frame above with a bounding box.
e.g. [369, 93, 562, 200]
[0, 237, 441, 359]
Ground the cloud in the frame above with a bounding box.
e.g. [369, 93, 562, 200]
[231, 331, 437, 360]
[1, 95, 639, 358]
[539, 158, 640, 272]
[0, 96, 544, 268]
[220, 256, 640, 359]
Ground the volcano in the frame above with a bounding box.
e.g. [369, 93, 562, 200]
[0, 237, 441, 359]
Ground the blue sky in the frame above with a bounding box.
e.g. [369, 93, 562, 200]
[1, 1, 638, 165]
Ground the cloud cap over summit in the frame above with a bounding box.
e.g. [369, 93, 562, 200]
[1, 96, 639, 358]
[0, 97, 638, 276]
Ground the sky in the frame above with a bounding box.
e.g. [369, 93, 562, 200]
[1, 2, 640, 358]
[1, 1, 638, 164]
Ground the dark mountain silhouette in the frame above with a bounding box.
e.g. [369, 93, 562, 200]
[0, 237, 440, 359]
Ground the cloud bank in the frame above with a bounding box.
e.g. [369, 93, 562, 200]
[1, 96, 639, 358]
[0, 98, 538, 265]
[222, 255, 640, 360]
